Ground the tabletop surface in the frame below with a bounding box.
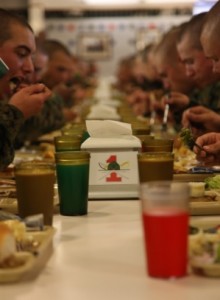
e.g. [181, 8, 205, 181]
[1, 200, 220, 300]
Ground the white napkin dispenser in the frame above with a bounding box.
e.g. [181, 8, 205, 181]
[81, 121, 141, 199]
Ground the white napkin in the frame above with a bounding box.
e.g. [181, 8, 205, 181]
[87, 104, 120, 120]
[86, 120, 132, 137]
[94, 89, 111, 100]
[97, 98, 120, 108]
[81, 120, 141, 149]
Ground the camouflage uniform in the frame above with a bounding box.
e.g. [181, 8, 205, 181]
[174, 81, 220, 131]
[14, 93, 65, 149]
[0, 103, 24, 170]
[188, 81, 220, 112]
[133, 76, 163, 92]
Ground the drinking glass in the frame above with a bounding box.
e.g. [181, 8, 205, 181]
[138, 152, 174, 182]
[55, 151, 90, 216]
[140, 181, 190, 278]
[15, 161, 55, 226]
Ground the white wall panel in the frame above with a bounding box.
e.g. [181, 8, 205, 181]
[46, 15, 190, 77]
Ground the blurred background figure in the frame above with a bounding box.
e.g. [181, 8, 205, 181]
[177, 13, 220, 136]
[42, 39, 75, 107]
[0, 8, 51, 169]
[151, 26, 195, 130]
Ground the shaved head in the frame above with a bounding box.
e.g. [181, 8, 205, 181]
[177, 12, 207, 51]
[201, 1, 220, 47]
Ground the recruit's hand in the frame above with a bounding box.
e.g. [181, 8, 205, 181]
[9, 83, 51, 119]
[53, 83, 75, 102]
[162, 91, 190, 111]
[193, 132, 220, 163]
[182, 106, 220, 136]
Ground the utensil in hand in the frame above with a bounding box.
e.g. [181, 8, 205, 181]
[161, 104, 169, 132]
[149, 110, 156, 132]
[179, 127, 208, 153]
[192, 141, 209, 153]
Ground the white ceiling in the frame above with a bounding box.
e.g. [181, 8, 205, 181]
[39, 0, 195, 10]
[0, 0, 195, 10]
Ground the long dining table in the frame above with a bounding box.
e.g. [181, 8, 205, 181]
[0, 200, 220, 300]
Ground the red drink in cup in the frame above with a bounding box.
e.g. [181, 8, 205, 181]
[142, 209, 188, 278]
[140, 181, 189, 278]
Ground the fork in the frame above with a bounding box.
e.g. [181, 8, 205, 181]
[188, 126, 209, 154]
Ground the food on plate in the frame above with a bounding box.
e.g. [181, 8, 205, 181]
[2, 220, 26, 243]
[173, 144, 197, 173]
[0, 220, 40, 263]
[0, 222, 17, 268]
[0, 219, 54, 281]
[188, 182, 220, 203]
[189, 182, 205, 198]
[179, 127, 195, 149]
[189, 225, 200, 235]
[189, 224, 220, 264]
[205, 175, 220, 190]
[39, 143, 55, 160]
[0, 187, 16, 199]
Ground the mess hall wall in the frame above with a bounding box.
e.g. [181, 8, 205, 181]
[0, 0, 191, 77]
[45, 14, 190, 77]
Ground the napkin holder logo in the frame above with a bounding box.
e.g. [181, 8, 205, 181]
[90, 152, 138, 185]
[98, 154, 130, 182]
[88, 151, 139, 198]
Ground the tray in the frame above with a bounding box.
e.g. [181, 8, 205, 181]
[190, 191, 220, 216]
[173, 174, 220, 216]
[190, 216, 220, 229]
[0, 226, 55, 283]
[190, 200, 220, 216]
[173, 173, 215, 182]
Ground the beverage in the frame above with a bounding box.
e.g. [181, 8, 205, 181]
[138, 152, 174, 182]
[143, 139, 173, 153]
[134, 135, 154, 152]
[54, 135, 81, 152]
[15, 166, 55, 225]
[142, 209, 188, 278]
[55, 151, 90, 216]
[56, 164, 89, 215]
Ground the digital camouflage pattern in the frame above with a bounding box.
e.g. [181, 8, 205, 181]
[0, 103, 24, 170]
[188, 81, 220, 112]
[14, 93, 66, 149]
[174, 81, 220, 130]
